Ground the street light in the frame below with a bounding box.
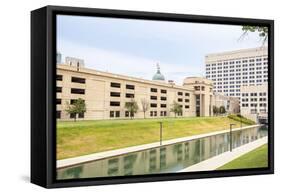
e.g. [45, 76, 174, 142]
[159, 122, 163, 146]
[229, 123, 236, 152]
[238, 113, 242, 129]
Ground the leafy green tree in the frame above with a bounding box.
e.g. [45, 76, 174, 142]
[213, 106, 219, 116]
[170, 101, 182, 118]
[125, 99, 139, 119]
[65, 98, 86, 122]
[219, 106, 226, 114]
[241, 26, 268, 44]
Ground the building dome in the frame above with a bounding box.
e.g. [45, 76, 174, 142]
[152, 64, 165, 81]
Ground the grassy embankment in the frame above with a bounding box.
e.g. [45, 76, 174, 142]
[57, 115, 255, 160]
[217, 144, 268, 170]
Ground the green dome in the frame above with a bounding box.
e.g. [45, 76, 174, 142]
[152, 64, 165, 81]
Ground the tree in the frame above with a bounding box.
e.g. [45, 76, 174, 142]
[65, 98, 86, 122]
[241, 26, 268, 44]
[213, 106, 219, 116]
[125, 99, 139, 119]
[170, 101, 182, 118]
[219, 106, 226, 114]
[140, 98, 149, 119]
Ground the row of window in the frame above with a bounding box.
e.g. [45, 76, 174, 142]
[207, 71, 268, 76]
[56, 111, 84, 119]
[109, 110, 170, 118]
[210, 75, 268, 81]
[57, 75, 86, 84]
[242, 92, 267, 97]
[206, 58, 268, 67]
[242, 98, 267, 102]
[241, 103, 267, 107]
[206, 62, 268, 70]
[110, 82, 135, 90]
[56, 87, 85, 94]
[56, 99, 85, 105]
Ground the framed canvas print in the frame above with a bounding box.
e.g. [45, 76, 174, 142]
[31, 5, 274, 188]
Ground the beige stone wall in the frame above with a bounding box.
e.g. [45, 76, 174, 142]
[240, 84, 268, 120]
[56, 65, 215, 120]
[213, 94, 240, 114]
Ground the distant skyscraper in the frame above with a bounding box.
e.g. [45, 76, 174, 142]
[205, 47, 268, 99]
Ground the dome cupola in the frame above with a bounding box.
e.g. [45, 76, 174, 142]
[152, 64, 165, 81]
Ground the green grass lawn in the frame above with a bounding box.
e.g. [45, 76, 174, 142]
[57, 116, 253, 160]
[217, 144, 268, 170]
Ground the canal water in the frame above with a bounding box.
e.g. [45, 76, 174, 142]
[57, 125, 268, 180]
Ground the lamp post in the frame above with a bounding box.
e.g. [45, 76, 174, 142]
[159, 122, 163, 146]
[239, 113, 242, 129]
[229, 124, 236, 152]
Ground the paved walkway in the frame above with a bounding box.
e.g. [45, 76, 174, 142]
[178, 136, 268, 172]
[57, 124, 261, 168]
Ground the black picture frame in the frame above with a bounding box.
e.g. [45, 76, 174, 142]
[31, 5, 274, 188]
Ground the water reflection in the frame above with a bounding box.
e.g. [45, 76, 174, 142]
[57, 125, 268, 180]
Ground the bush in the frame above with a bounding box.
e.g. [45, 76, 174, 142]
[228, 114, 256, 125]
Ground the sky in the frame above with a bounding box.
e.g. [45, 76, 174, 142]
[57, 15, 266, 84]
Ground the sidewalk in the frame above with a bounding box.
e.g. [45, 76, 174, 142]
[178, 136, 268, 172]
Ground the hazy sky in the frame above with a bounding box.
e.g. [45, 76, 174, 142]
[57, 15, 266, 84]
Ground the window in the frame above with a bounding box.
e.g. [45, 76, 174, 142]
[71, 77, 86, 84]
[178, 98, 183, 102]
[56, 99, 61, 105]
[111, 82, 121, 88]
[126, 93, 134, 98]
[161, 89, 167, 94]
[56, 74, 63, 81]
[56, 111, 61, 119]
[185, 105, 190, 109]
[115, 111, 120, 118]
[56, 87, 62, 93]
[185, 93, 190, 97]
[161, 104, 166, 108]
[178, 92, 183, 96]
[126, 84, 135, 90]
[125, 111, 129, 117]
[185, 99, 190, 103]
[110, 92, 120, 97]
[70, 99, 85, 105]
[161, 96, 167, 101]
[78, 112, 84, 118]
[151, 88, 157, 93]
[110, 101, 120, 106]
[110, 111, 114, 118]
[71, 88, 85, 94]
[150, 103, 157, 108]
[150, 96, 157, 100]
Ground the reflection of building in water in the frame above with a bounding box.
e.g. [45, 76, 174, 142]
[57, 127, 267, 179]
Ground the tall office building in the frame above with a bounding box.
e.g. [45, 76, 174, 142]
[205, 47, 268, 100]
